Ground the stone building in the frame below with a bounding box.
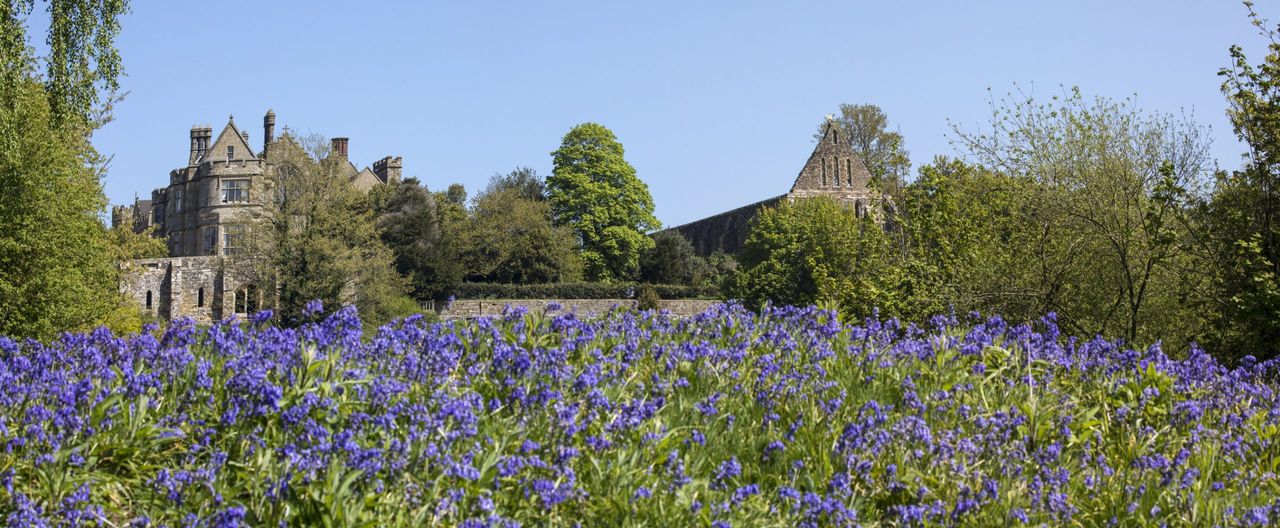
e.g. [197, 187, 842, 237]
[113, 110, 403, 256]
[115, 110, 404, 322]
[666, 119, 884, 256]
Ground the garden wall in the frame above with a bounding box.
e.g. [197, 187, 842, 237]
[439, 299, 720, 320]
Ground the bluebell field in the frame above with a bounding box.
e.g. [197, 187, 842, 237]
[1, 301, 1279, 526]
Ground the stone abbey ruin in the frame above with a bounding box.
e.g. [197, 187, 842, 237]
[667, 119, 882, 256]
[113, 116, 881, 323]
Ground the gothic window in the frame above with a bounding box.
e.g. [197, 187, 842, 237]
[234, 289, 245, 313]
[197, 287, 205, 308]
[175, 190, 183, 212]
[834, 157, 841, 187]
[145, 290, 153, 310]
[847, 159, 853, 186]
[203, 227, 218, 255]
[221, 179, 249, 203]
[223, 225, 245, 255]
[226, 145, 234, 162]
[855, 200, 867, 218]
[821, 158, 828, 187]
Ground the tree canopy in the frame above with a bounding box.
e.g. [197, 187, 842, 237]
[548, 123, 659, 282]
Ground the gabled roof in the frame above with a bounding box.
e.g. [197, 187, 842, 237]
[202, 117, 257, 163]
[351, 167, 382, 191]
[787, 119, 873, 195]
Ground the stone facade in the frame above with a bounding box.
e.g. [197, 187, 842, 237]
[113, 110, 402, 256]
[664, 120, 884, 256]
[439, 299, 721, 320]
[116, 110, 404, 321]
[121, 257, 263, 325]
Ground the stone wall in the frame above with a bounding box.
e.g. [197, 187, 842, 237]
[666, 195, 784, 257]
[121, 256, 259, 325]
[439, 299, 721, 320]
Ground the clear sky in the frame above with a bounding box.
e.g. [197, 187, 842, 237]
[87, 1, 1259, 227]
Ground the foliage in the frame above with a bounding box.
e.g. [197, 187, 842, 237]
[893, 158, 1044, 323]
[0, 79, 118, 340]
[1199, 3, 1280, 361]
[448, 281, 717, 300]
[635, 283, 661, 310]
[2, 304, 1279, 525]
[732, 197, 901, 320]
[376, 178, 465, 300]
[106, 224, 167, 261]
[639, 231, 705, 286]
[483, 166, 547, 202]
[548, 123, 659, 282]
[1, 0, 128, 127]
[239, 133, 412, 327]
[0, 0, 131, 340]
[462, 186, 582, 284]
[948, 87, 1212, 346]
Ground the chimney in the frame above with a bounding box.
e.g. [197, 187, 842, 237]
[331, 137, 349, 158]
[262, 109, 275, 155]
[189, 126, 212, 165]
[373, 155, 403, 184]
[189, 126, 201, 165]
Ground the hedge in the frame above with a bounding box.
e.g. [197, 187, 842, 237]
[446, 282, 720, 300]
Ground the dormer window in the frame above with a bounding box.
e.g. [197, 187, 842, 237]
[226, 145, 234, 162]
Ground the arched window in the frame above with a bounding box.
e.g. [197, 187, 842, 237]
[197, 287, 205, 308]
[145, 290, 153, 310]
[847, 159, 853, 186]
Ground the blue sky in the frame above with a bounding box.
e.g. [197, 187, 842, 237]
[85, 1, 1257, 227]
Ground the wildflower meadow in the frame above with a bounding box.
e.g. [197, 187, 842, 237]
[1, 302, 1279, 526]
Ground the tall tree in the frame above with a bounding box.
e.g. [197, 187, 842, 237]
[239, 133, 413, 326]
[1200, 2, 1280, 360]
[639, 231, 705, 286]
[732, 196, 901, 320]
[0, 0, 130, 339]
[462, 186, 582, 284]
[950, 87, 1212, 345]
[377, 178, 465, 301]
[483, 166, 547, 202]
[548, 123, 659, 282]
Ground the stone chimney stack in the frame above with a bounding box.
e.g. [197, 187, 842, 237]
[189, 126, 212, 165]
[331, 137, 349, 158]
[262, 110, 275, 155]
[373, 156, 403, 184]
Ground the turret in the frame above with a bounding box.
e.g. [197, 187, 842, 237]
[373, 156, 402, 184]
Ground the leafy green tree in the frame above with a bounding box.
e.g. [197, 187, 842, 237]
[732, 197, 901, 320]
[548, 123, 659, 282]
[2, 0, 127, 127]
[895, 158, 1043, 321]
[483, 166, 547, 202]
[950, 87, 1211, 345]
[0, 0, 129, 339]
[461, 186, 582, 284]
[241, 133, 413, 326]
[377, 178, 465, 300]
[639, 231, 704, 285]
[1199, 3, 1280, 360]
